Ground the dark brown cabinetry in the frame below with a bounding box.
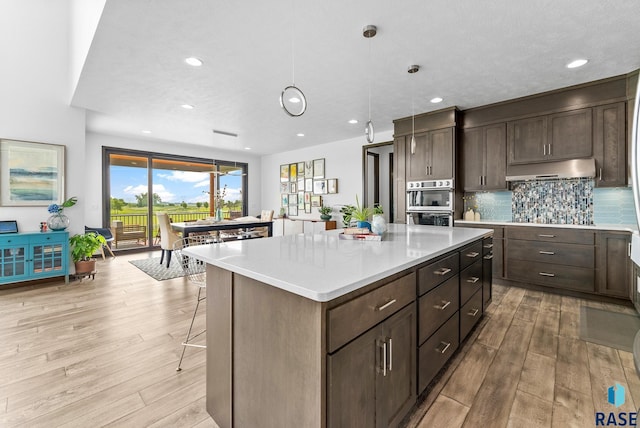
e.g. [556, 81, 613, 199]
[462, 123, 507, 191]
[406, 128, 454, 181]
[593, 102, 627, 187]
[596, 231, 631, 298]
[507, 108, 593, 165]
[482, 236, 494, 308]
[328, 303, 416, 428]
[394, 136, 407, 223]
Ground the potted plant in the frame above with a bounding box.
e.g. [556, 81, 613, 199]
[352, 195, 372, 230]
[339, 205, 355, 227]
[318, 205, 332, 221]
[69, 232, 106, 274]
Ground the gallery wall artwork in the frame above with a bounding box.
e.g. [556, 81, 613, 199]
[0, 139, 65, 206]
[280, 158, 338, 216]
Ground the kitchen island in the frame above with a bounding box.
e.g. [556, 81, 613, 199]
[183, 224, 491, 427]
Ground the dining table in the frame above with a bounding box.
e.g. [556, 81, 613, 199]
[171, 219, 273, 239]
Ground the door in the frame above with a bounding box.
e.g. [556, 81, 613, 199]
[406, 132, 429, 180]
[429, 128, 454, 179]
[594, 102, 626, 187]
[462, 127, 484, 191]
[328, 326, 379, 428]
[483, 123, 507, 190]
[596, 231, 631, 298]
[547, 108, 592, 160]
[508, 116, 547, 164]
[378, 304, 416, 428]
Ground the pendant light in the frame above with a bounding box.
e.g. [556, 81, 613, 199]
[364, 25, 377, 143]
[280, 1, 307, 117]
[408, 64, 419, 154]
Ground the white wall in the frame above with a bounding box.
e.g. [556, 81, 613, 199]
[261, 130, 394, 222]
[85, 132, 262, 222]
[0, 0, 86, 235]
[69, 0, 106, 101]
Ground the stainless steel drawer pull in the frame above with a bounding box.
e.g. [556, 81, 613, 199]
[388, 338, 393, 372]
[434, 300, 451, 310]
[436, 341, 451, 354]
[483, 243, 493, 249]
[466, 277, 480, 283]
[538, 234, 555, 238]
[483, 254, 494, 260]
[539, 272, 555, 277]
[539, 250, 555, 255]
[465, 252, 480, 258]
[434, 267, 451, 276]
[468, 308, 479, 317]
[377, 299, 397, 311]
[382, 341, 387, 377]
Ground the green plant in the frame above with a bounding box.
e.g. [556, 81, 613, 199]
[318, 205, 332, 215]
[352, 195, 372, 222]
[373, 204, 383, 215]
[339, 205, 355, 227]
[69, 232, 107, 263]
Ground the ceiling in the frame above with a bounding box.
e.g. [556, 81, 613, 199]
[73, 0, 640, 156]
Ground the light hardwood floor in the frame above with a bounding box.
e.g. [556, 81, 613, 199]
[0, 253, 638, 427]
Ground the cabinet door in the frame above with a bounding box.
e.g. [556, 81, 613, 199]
[31, 241, 65, 278]
[594, 102, 626, 187]
[548, 108, 592, 160]
[483, 123, 507, 190]
[462, 127, 484, 191]
[328, 326, 379, 428]
[394, 137, 406, 223]
[406, 133, 429, 181]
[596, 231, 631, 298]
[378, 304, 416, 428]
[429, 128, 454, 179]
[508, 116, 547, 164]
[0, 243, 29, 282]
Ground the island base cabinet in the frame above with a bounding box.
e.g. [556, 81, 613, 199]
[418, 314, 459, 394]
[328, 304, 416, 428]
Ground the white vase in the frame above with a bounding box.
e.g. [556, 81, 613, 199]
[371, 214, 387, 236]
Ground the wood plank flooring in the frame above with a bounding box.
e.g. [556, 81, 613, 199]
[0, 252, 638, 427]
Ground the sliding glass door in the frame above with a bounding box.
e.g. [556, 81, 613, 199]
[103, 147, 247, 252]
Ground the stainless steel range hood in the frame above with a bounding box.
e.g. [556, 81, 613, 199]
[505, 158, 596, 181]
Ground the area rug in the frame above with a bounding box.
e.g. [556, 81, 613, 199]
[579, 306, 640, 352]
[129, 257, 186, 281]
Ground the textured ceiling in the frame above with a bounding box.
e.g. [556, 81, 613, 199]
[72, 0, 640, 155]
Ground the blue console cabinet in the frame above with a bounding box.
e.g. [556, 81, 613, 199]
[0, 231, 69, 285]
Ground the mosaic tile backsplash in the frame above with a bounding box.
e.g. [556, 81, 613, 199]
[511, 178, 593, 224]
[465, 182, 635, 225]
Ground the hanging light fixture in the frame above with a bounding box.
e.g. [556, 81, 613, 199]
[364, 25, 377, 143]
[408, 64, 419, 154]
[280, 1, 307, 117]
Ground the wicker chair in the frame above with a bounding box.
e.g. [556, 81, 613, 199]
[173, 236, 213, 371]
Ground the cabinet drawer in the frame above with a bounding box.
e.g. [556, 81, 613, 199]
[0, 235, 29, 246]
[460, 289, 483, 341]
[482, 236, 493, 255]
[328, 272, 416, 353]
[460, 260, 482, 305]
[460, 241, 483, 270]
[506, 227, 594, 245]
[418, 275, 459, 345]
[507, 239, 594, 268]
[418, 314, 459, 394]
[418, 252, 459, 296]
[506, 259, 594, 292]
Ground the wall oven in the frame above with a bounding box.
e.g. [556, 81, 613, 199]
[406, 179, 454, 226]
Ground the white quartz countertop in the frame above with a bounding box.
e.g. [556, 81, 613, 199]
[183, 224, 491, 302]
[456, 220, 638, 233]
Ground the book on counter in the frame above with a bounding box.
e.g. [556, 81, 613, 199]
[339, 228, 382, 241]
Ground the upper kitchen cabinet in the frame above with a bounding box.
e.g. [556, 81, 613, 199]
[593, 102, 627, 187]
[406, 128, 454, 181]
[394, 136, 407, 224]
[462, 123, 506, 191]
[507, 108, 592, 165]
[393, 107, 459, 183]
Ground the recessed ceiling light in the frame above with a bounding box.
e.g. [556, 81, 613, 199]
[185, 57, 203, 67]
[348, 119, 359, 124]
[181, 104, 194, 110]
[244, 147, 251, 150]
[566, 59, 588, 69]
[297, 133, 305, 137]
[289, 97, 301, 103]
[141, 130, 151, 134]
[430, 97, 443, 103]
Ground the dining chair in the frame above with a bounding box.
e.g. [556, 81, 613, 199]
[173, 236, 209, 371]
[157, 213, 182, 268]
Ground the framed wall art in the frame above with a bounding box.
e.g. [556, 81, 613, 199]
[311, 195, 322, 207]
[313, 158, 325, 179]
[289, 193, 298, 206]
[304, 160, 313, 178]
[281, 194, 289, 207]
[289, 205, 298, 216]
[280, 182, 290, 194]
[0, 139, 65, 206]
[327, 178, 338, 194]
[289, 163, 297, 182]
[298, 191, 304, 210]
[313, 179, 327, 195]
[280, 164, 289, 182]
[297, 162, 304, 177]
[305, 178, 313, 192]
